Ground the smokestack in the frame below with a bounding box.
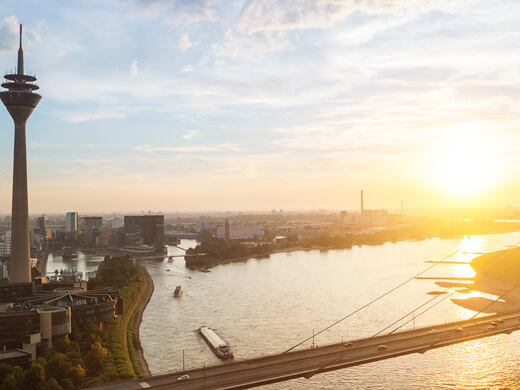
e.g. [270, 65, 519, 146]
[361, 190, 364, 214]
[401, 200, 404, 215]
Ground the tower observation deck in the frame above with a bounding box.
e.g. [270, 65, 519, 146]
[0, 25, 41, 283]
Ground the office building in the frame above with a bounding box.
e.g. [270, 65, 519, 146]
[0, 231, 12, 255]
[65, 212, 79, 235]
[37, 214, 47, 233]
[81, 216, 102, 246]
[124, 215, 164, 246]
[216, 220, 265, 240]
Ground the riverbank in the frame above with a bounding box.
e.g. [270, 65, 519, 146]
[186, 224, 520, 271]
[132, 266, 154, 377]
[85, 257, 153, 385]
[118, 262, 154, 379]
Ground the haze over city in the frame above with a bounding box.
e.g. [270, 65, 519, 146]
[0, 0, 519, 213]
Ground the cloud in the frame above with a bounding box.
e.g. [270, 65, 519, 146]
[130, 60, 139, 77]
[211, 28, 290, 57]
[0, 16, 42, 55]
[56, 109, 126, 123]
[183, 130, 199, 140]
[128, 0, 215, 24]
[238, 0, 438, 33]
[136, 143, 241, 153]
[176, 33, 199, 51]
[0, 15, 19, 54]
[180, 65, 194, 72]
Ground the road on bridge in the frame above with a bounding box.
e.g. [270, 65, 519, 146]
[96, 310, 520, 390]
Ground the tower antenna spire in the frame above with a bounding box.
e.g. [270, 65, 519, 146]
[17, 24, 24, 75]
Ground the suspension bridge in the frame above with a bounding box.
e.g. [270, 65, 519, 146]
[98, 310, 520, 390]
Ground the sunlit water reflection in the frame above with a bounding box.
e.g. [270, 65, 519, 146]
[141, 233, 520, 388]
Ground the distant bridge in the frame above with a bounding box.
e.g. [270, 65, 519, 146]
[135, 253, 206, 261]
[96, 310, 520, 390]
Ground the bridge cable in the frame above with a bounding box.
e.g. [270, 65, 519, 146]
[283, 248, 461, 353]
[284, 210, 520, 354]
[306, 239, 520, 378]
[303, 233, 520, 378]
[384, 238, 520, 335]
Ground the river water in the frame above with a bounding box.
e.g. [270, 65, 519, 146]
[45, 251, 105, 280]
[143, 234, 520, 388]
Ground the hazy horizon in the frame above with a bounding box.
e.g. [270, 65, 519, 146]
[1, 1, 520, 213]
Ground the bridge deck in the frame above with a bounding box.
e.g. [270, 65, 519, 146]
[96, 310, 520, 390]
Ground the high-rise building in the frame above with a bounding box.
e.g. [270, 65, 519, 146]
[80, 217, 103, 247]
[0, 25, 41, 283]
[124, 215, 164, 246]
[65, 212, 79, 234]
[37, 214, 47, 233]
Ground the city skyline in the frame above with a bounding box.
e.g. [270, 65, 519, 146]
[1, 1, 520, 213]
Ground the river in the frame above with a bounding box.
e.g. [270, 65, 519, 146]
[45, 251, 105, 280]
[66, 233, 520, 388]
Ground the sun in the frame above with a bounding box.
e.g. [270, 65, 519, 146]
[430, 133, 502, 197]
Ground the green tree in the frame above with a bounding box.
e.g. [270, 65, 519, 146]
[1, 374, 18, 390]
[0, 364, 12, 384]
[39, 378, 62, 390]
[69, 364, 85, 387]
[84, 341, 107, 375]
[22, 362, 45, 390]
[53, 336, 72, 354]
[65, 351, 84, 368]
[46, 352, 71, 385]
[34, 357, 47, 369]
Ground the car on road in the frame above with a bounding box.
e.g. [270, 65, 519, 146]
[377, 345, 388, 351]
[487, 324, 497, 330]
[177, 375, 190, 382]
[455, 327, 463, 332]
[344, 342, 354, 347]
[428, 329, 437, 334]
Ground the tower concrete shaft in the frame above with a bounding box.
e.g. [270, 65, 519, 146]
[0, 25, 41, 283]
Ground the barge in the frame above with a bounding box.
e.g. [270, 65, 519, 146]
[174, 285, 183, 297]
[198, 326, 234, 359]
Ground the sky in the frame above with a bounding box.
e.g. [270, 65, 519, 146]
[0, 0, 520, 213]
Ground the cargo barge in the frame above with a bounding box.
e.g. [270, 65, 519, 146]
[174, 285, 183, 297]
[198, 326, 234, 359]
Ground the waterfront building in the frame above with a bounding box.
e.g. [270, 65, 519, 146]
[109, 216, 123, 229]
[0, 25, 41, 283]
[65, 211, 79, 236]
[216, 220, 265, 240]
[0, 350, 33, 368]
[124, 214, 164, 246]
[37, 214, 47, 232]
[340, 209, 388, 226]
[0, 231, 12, 255]
[81, 216, 102, 247]
[0, 256, 9, 280]
[29, 229, 41, 249]
[0, 286, 122, 356]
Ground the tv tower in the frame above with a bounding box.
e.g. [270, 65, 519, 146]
[1, 25, 41, 283]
